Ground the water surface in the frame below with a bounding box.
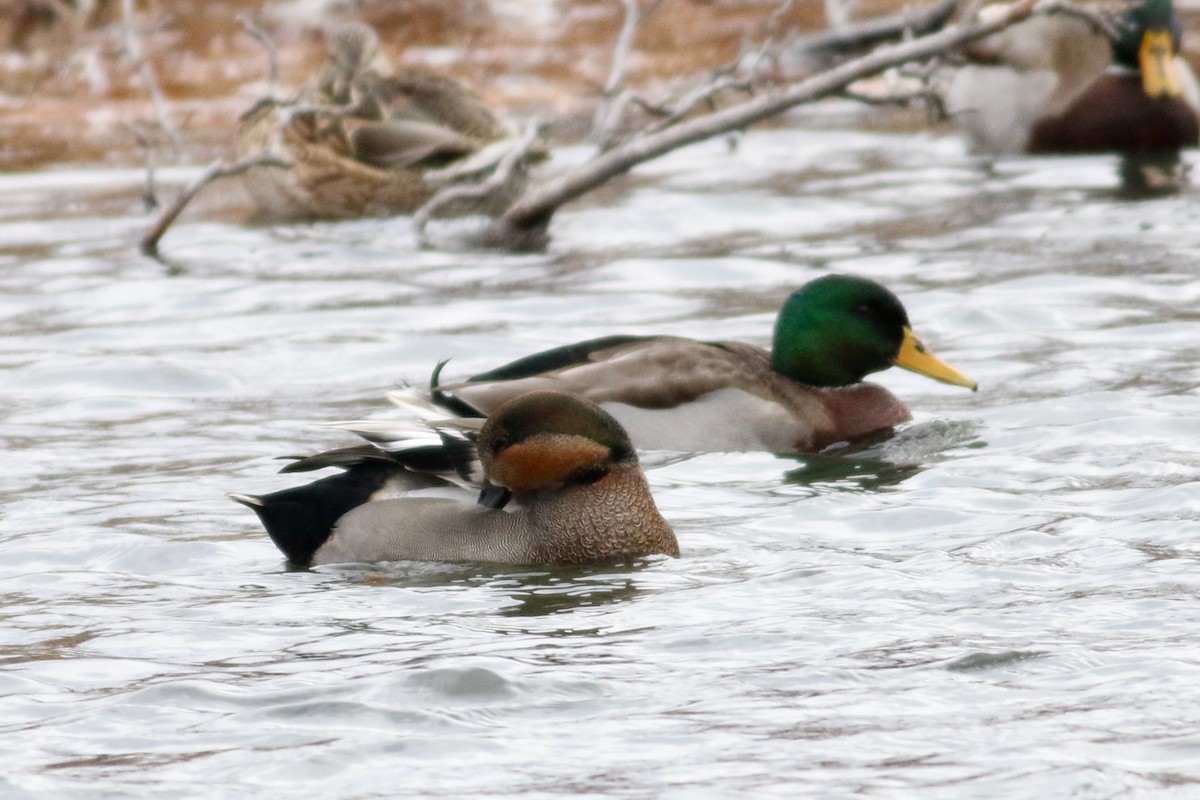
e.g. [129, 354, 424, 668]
[2, 120, 1200, 798]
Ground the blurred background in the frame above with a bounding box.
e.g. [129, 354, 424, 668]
[9, 0, 1196, 172]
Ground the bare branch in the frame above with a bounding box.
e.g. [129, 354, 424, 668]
[238, 14, 280, 97]
[122, 120, 161, 210]
[765, 0, 802, 37]
[626, 95, 675, 118]
[413, 121, 544, 247]
[591, 0, 644, 147]
[485, 0, 1060, 246]
[140, 154, 292, 257]
[738, 0, 807, 81]
[605, 0, 640, 96]
[790, 0, 960, 58]
[119, 0, 184, 157]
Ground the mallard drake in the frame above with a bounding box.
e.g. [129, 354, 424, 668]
[234, 22, 531, 222]
[415, 275, 977, 454]
[945, 0, 1200, 157]
[230, 391, 678, 567]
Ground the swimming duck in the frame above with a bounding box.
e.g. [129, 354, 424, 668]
[417, 274, 977, 454]
[945, 0, 1200, 157]
[234, 22, 532, 222]
[230, 391, 678, 567]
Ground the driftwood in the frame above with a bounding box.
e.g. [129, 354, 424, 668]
[478, 0, 1087, 250]
[138, 0, 1113, 255]
[140, 154, 292, 256]
[413, 120, 544, 247]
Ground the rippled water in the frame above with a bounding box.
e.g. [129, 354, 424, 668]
[3, 118, 1200, 798]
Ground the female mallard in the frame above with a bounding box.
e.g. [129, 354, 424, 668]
[231, 391, 678, 567]
[234, 22, 528, 222]
[414, 274, 977, 454]
[945, 0, 1200, 157]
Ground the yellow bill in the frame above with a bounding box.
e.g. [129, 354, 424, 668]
[1140, 30, 1183, 99]
[893, 327, 977, 391]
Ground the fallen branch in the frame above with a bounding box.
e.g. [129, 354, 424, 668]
[138, 23, 298, 258]
[139, 154, 292, 257]
[481, 0, 1071, 248]
[413, 120, 544, 247]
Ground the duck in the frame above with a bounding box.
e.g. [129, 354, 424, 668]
[229, 391, 678, 568]
[412, 274, 977, 454]
[945, 0, 1200, 159]
[233, 22, 534, 222]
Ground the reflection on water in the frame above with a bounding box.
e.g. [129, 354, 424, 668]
[325, 560, 657, 619]
[780, 420, 984, 493]
[2, 125, 1200, 798]
[781, 451, 926, 493]
[492, 567, 655, 619]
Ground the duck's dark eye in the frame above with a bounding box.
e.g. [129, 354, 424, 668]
[854, 304, 875, 318]
[490, 434, 511, 452]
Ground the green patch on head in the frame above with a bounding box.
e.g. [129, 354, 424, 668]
[771, 275, 975, 390]
[771, 275, 912, 387]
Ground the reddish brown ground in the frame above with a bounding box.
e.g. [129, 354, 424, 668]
[2, 0, 1199, 172]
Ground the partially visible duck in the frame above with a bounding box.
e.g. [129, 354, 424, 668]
[230, 391, 678, 567]
[945, 0, 1200, 159]
[419, 274, 977, 454]
[234, 22, 531, 222]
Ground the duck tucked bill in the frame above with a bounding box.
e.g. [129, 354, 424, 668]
[946, 0, 1200, 161]
[234, 22, 535, 222]
[415, 274, 977, 454]
[230, 391, 678, 568]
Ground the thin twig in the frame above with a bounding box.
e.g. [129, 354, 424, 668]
[591, 0, 644, 146]
[238, 14, 281, 98]
[641, 74, 756, 137]
[140, 154, 292, 257]
[765, 0, 801, 37]
[605, 0, 640, 96]
[119, 0, 183, 157]
[122, 120, 160, 210]
[626, 95, 675, 118]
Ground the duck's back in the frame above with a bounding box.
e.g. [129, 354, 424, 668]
[442, 337, 909, 453]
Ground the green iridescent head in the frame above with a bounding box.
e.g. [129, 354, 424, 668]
[770, 274, 976, 390]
